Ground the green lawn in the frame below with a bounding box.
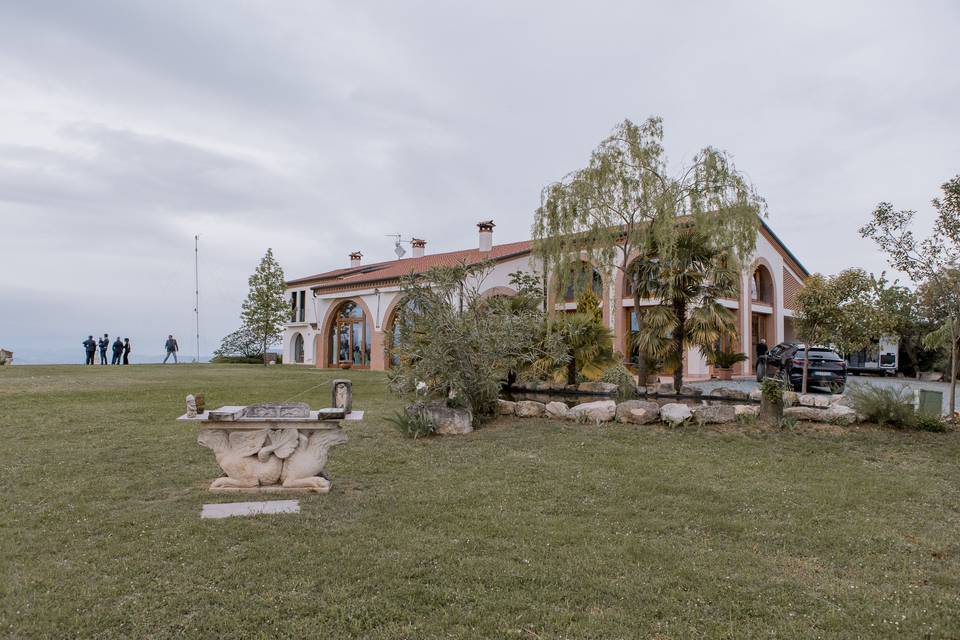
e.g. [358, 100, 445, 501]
[2, 365, 958, 638]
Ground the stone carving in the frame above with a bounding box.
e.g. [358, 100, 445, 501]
[186, 394, 197, 418]
[242, 402, 311, 419]
[331, 379, 353, 414]
[198, 427, 348, 493]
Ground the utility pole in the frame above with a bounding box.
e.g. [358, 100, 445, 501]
[194, 235, 200, 363]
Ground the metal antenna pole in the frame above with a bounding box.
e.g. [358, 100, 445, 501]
[194, 235, 200, 363]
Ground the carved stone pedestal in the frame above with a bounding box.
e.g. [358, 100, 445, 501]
[178, 402, 363, 493]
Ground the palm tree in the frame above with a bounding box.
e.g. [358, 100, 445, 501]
[536, 312, 616, 384]
[630, 226, 740, 390]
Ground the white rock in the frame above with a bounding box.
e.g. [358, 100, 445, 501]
[825, 404, 858, 425]
[660, 403, 693, 426]
[515, 400, 546, 418]
[799, 394, 832, 408]
[570, 400, 617, 423]
[734, 404, 760, 417]
[692, 404, 736, 424]
[498, 399, 516, 415]
[615, 400, 660, 424]
[544, 401, 571, 419]
[749, 388, 763, 402]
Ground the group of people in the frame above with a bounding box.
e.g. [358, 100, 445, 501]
[83, 335, 131, 365]
[81, 334, 179, 365]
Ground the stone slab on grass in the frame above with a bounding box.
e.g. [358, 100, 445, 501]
[201, 500, 300, 519]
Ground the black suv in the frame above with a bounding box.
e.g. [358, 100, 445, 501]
[756, 343, 847, 392]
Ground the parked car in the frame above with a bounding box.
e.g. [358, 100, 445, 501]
[756, 343, 847, 392]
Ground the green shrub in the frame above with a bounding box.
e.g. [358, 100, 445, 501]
[736, 412, 757, 427]
[210, 355, 268, 365]
[780, 415, 798, 430]
[910, 413, 950, 433]
[600, 363, 638, 400]
[709, 350, 748, 369]
[385, 410, 436, 439]
[847, 385, 915, 428]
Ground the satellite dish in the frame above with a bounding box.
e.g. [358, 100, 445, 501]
[394, 242, 406, 259]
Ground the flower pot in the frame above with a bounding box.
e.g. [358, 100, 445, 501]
[339, 362, 353, 370]
[716, 367, 733, 381]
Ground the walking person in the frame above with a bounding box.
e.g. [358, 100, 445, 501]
[163, 334, 179, 364]
[122, 338, 131, 365]
[98, 334, 109, 365]
[82, 335, 97, 365]
[756, 338, 768, 360]
[111, 336, 124, 365]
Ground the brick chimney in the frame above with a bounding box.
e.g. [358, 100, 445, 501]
[477, 220, 495, 252]
[349, 251, 362, 267]
[411, 238, 426, 258]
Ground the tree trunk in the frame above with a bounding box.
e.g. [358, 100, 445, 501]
[950, 332, 958, 418]
[672, 302, 686, 392]
[633, 290, 647, 383]
[801, 344, 810, 394]
[567, 349, 577, 386]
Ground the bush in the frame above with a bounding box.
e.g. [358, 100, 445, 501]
[736, 412, 757, 427]
[709, 350, 748, 369]
[385, 410, 436, 439]
[210, 355, 282, 365]
[847, 384, 915, 428]
[910, 413, 950, 433]
[600, 362, 638, 400]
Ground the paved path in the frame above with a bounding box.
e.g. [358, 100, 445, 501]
[686, 375, 959, 414]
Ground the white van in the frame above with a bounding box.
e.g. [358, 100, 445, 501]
[845, 336, 899, 375]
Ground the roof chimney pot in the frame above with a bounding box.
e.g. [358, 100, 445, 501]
[477, 220, 495, 252]
[349, 251, 363, 267]
[411, 238, 426, 258]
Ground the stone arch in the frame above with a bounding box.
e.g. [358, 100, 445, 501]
[318, 297, 375, 368]
[748, 257, 779, 370]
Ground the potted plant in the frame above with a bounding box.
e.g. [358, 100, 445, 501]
[339, 361, 353, 370]
[709, 350, 747, 381]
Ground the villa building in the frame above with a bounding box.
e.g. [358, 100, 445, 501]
[282, 219, 807, 379]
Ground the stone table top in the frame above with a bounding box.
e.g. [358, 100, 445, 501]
[178, 406, 364, 429]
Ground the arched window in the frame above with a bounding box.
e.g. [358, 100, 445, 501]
[328, 301, 371, 367]
[623, 258, 660, 298]
[293, 333, 304, 363]
[562, 263, 603, 302]
[385, 298, 420, 368]
[751, 266, 774, 304]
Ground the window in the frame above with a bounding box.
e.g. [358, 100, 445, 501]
[563, 264, 603, 302]
[293, 333, 304, 363]
[329, 301, 371, 367]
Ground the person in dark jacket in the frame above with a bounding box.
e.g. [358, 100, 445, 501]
[163, 335, 179, 364]
[83, 335, 97, 365]
[98, 334, 109, 365]
[122, 338, 131, 365]
[756, 338, 768, 360]
[111, 337, 124, 365]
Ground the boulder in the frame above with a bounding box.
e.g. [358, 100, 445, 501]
[660, 403, 693, 426]
[570, 400, 617, 423]
[825, 404, 858, 425]
[784, 406, 828, 422]
[693, 404, 737, 424]
[515, 400, 546, 418]
[679, 385, 703, 397]
[498, 399, 516, 416]
[709, 387, 750, 401]
[799, 393, 832, 408]
[577, 381, 619, 395]
[411, 402, 473, 435]
[734, 404, 760, 417]
[782, 391, 799, 407]
[647, 382, 676, 396]
[616, 400, 660, 425]
[544, 401, 571, 419]
[749, 388, 763, 402]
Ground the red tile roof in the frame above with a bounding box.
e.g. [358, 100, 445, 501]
[287, 239, 533, 293]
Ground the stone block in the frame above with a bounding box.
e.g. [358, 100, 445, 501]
[615, 400, 660, 424]
[498, 399, 516, 415]
[709, 387, 750, 401]
[825, 404, 858, 425]
[734, 404, 760, 417]
[749, 389, 763, 402]
[784, 406, 828, 422]
[660, 403, 692, 426]
[577, 381, 619, 395]
[570, 400, 617, 423]
[679, 385, 703, 396]
[693, 404, 736, 424]
[545, 401, 571, 419]
[201, 500, 300, 519]
[515, 400, 547, 418]
[798, 393, 831, 408]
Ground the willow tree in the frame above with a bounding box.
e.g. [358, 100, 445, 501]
[532, 116, 764, 385]
[860, 175, 960, 413]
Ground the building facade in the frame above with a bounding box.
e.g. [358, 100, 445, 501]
[282, 219, 807, 379]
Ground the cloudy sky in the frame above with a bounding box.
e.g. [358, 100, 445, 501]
[0, 1, 957, 363]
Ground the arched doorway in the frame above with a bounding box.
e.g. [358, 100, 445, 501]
[293, 333, 304, 364]
[328, 301, 371, 367]
[750, 264, 776, 357]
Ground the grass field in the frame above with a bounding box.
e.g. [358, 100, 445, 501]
[2, 364, 959, 638]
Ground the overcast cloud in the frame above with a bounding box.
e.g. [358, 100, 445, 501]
[0, 0, 957, 362]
